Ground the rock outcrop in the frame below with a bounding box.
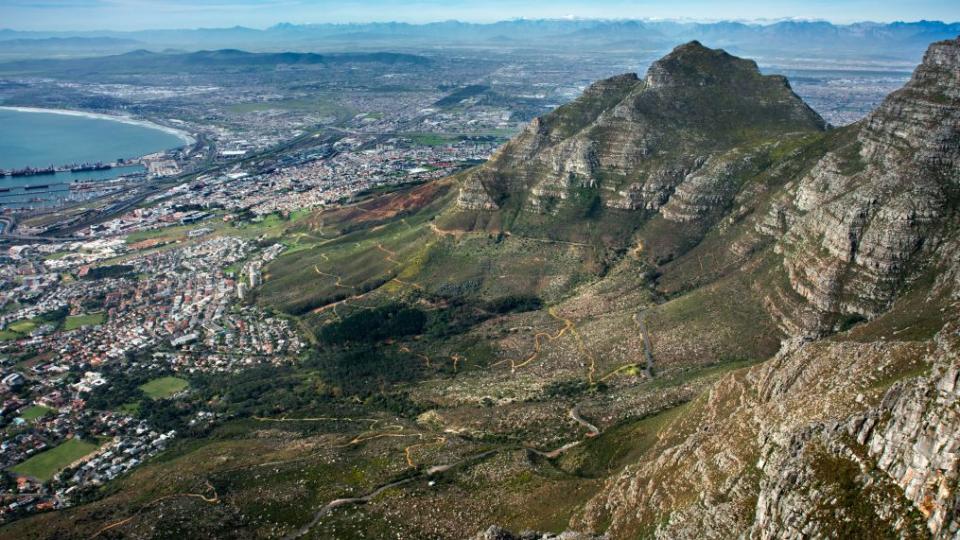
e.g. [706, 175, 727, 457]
[575, 318, 960, 539]
[458, 38, 960, 540]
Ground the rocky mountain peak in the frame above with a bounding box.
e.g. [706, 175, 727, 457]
[581, 72, 640, 97]
[758, 35, 960, 336]
[455, 41, 825, 218]
[644, 40, 765, 88]
[922, 35, 960, 74]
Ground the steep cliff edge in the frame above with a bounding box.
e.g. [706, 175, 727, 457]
[574, 315, 959, 538]
[569, 38, 960, 539]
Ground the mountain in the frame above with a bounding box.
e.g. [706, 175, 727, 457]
[570, 36, 960, 538]
[1, 20, 958, 61]
[456, 41, 826, 217]
[0, 36, 140, 48]
[4, 38, 959, 540]
[0, 48, 430, 77]
[258, 36, 960, 539]
[0, 36, 145, 61]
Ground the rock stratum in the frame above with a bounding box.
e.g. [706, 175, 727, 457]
[458, 38, 959, 338]
[459, 38, 960, 538]
[456, 41, 827, 216]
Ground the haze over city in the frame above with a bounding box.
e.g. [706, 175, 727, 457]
[2, 0, 958, 30]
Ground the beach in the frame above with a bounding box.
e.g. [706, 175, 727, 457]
[0, 106, 195, 146]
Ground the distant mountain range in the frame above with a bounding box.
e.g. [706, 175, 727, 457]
[1, 19, 958, 62]
[0, 49, 430, 77]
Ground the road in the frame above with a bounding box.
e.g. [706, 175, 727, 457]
[569, 406, 600, 437]
[526, 406, 601, 459]
[634, 309, 655, 378]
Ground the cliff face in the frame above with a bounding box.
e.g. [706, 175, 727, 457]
[455, 41, 826, 216]
[465, 38, 960, 540]
[458, 39, 959, 339]
[567, 37, 960, 540]
[764, 36, 960, 336]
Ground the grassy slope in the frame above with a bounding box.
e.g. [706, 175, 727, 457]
[20, 405, 56, 422]
[12, 49, 935, 539]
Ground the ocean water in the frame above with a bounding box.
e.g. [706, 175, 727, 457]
[0, 108, 187, 207]
[0, 108, 186, 171]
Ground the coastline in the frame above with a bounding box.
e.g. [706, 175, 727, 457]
[0, 106, 195, 146]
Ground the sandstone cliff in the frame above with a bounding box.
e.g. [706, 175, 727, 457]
[763, 36, 960, 336]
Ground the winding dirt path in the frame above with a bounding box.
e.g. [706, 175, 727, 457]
[526, 406, 600, 459]
[376, 243, 399, 265]
[399, 345, 432, 367]
[313, 265, 353, 289]
[403, 436, 447, 467]
[284, 449, 499, 539]
[492, 307, 596, 383]
[492, 307, 573, 372]
[569, 406, 600, 437]
[88, 481, 219, 539]
[428, 222, 468, 239]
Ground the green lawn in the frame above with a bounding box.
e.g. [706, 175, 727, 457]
[0, 318, 39, 341]
[64, 312, 106, 330]
[11, 438, 100, 481]
[119, 402, 141, 415]
[7, 319, 37, 334]
[20, 405, 56, 422]
[139, 376, 189, 399]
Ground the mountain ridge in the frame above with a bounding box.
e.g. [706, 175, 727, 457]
[2, 20, 958, 61]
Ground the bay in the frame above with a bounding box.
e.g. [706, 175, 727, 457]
[0, 107, 189, 207]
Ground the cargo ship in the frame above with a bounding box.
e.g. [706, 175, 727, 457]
[70, 162, 111, 173]
[10, 167, 56, 178]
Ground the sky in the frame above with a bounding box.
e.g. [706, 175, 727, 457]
[2, 0, 959, 32]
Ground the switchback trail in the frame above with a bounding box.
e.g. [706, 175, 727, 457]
[313, 265, 353, 289]
[569, 406, 600, 437]
[492, 307, 573, 372]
